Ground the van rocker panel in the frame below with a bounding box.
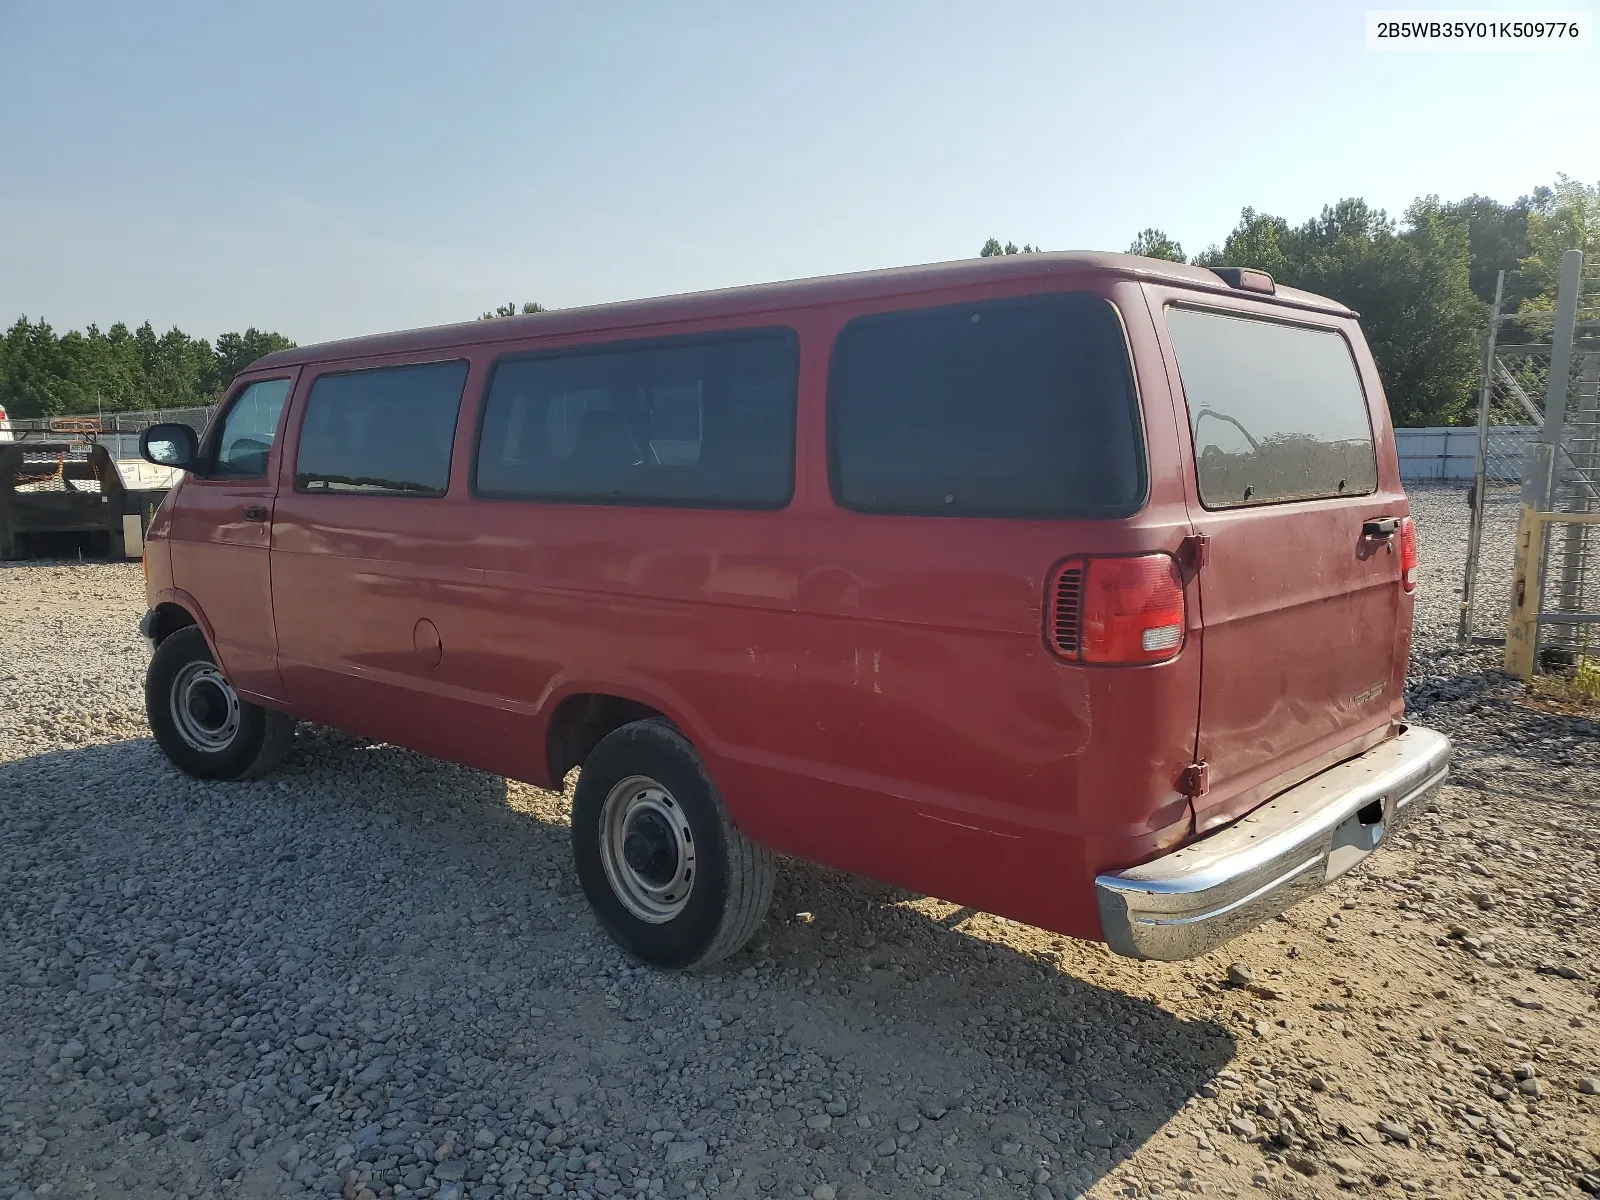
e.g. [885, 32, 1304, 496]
[1095, 725, 1450, 960]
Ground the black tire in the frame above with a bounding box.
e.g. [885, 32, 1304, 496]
[145, 626, 295, 780]
[572, 719, 774, 969]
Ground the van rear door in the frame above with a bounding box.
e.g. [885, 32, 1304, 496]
[1151, 292, 1409, 833]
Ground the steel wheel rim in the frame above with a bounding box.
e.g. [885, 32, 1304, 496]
[169, 661, 241, 753]
[599, 775, 695, 923]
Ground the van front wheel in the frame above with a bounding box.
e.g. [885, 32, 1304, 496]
[145, 626, 295, 780]
[572, 719, 774, 969]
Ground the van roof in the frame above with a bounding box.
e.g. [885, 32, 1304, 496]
[252, 251, 1354, 371]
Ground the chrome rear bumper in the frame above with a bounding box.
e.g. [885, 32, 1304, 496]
[1095, 726, 1451, 961]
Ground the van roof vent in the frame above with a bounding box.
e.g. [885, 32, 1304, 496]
[1048, 563, 1084, 657]
[1212, 267, 1276, 295]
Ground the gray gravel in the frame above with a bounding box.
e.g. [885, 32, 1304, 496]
[2, 488, 1597, 1200]
[1406, 485, 1507, 652]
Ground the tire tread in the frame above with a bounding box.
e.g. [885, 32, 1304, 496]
[145, 626, 295, 781]
[643, 720, 775, 968]
[576, 718, 774, 969]
[240, 710, 296, 779]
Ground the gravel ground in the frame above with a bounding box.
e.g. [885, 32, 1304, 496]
[2, 489, 1597, 1200]
[1407, 486, 1522, 651]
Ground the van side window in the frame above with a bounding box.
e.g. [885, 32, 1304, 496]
[828, 294, 1144, 518]
[1166, 308, 1378, 508]
[210, 379, 291, 479]
[475, 331, 797, 508]
[294, 361, 469, 496]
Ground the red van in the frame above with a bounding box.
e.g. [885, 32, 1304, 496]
[136, 253, 1449, 968]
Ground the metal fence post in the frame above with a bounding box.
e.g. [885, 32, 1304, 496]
[1509, 250, 1584, 671]
[1459, 270, 1504, 643]
[1533, 251, 1585, 510]
[1540, 252, 1588, 668]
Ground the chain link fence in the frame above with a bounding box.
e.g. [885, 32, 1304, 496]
[98, 405, 217, 433]
[7, 405, 216, 462]
[99, 406, 217, 461]
[1535, 329, 1600, 662]
[1460, 256, 1600, 665]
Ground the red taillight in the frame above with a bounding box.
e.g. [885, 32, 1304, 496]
[1048, 553, 1186, 664]
[1398, 516, 1418, 593]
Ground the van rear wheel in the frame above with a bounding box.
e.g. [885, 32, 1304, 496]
[572, 719, 774, 969]
[145, 626, 295, 780]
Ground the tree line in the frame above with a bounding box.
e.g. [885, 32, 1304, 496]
[0, 321, 295, 419]
[0, 302, 553, 421]
[984, 174, 1598, 427]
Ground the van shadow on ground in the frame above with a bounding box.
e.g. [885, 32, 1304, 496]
[1, 728, 1235, 1198]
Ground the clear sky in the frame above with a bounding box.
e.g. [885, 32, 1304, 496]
[1, 0, 1594, 346]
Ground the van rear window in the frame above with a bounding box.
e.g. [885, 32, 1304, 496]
[474, 331, 797, 509]
[828, 294, 1144, 518]
[1166, 308, 1377, 508]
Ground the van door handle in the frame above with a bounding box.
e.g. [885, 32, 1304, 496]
[1362, 517, 1399, 539]
[242, 504, 269, 522]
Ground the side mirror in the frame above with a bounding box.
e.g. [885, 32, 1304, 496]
[139, 423, 200, 471]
